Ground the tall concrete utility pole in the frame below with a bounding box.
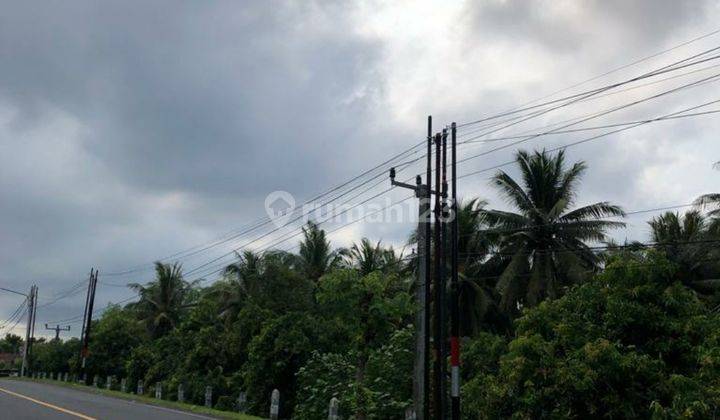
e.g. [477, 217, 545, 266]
[423, 117, 432, 420]
[388, 115, 435, 420]
[450, 122, 461, 420]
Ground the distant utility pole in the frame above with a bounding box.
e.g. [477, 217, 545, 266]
[388, 115, 436, 420]
[30, 285, 37, 369]
[78, 269, 98, 377]
[45, 324, 71, 341]
[20, 285, 37, 377]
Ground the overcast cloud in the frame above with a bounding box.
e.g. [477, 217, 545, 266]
[1, 0, 719, 337]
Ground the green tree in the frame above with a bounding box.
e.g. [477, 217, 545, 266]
[317, 269, 413, 420]
[31, 338, 79, 375]
[129, 262, 195, 338]
[243, 312, 327, 418]
[482, 149, 625, 313]
[0, 333, 23, 354]
[86, 305, 146, 379]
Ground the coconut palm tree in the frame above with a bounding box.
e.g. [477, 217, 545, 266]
[482, 150, 625, 313]
[695, 193, 720, 218]
[405, 198, 508, 334]
[224, 250, 262, 285]
[297, 221, 339, 281]
[693, 161, 720, 231]
[454, 198, 510, 334]
[129, 262, 196, 338]
[648, 210, 720, 293]
[218, 250, 264, 321]
[340, 238, 400, 276]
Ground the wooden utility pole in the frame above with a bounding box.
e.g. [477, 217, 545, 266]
[432, 132, 443, 419]
[45, 324, 71, 341]
[79, 269, 98, 378]
[20, 285, 37, 377]
[441, 128, 449, 416]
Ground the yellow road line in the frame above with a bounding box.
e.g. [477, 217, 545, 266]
[0, 385, 97, 420]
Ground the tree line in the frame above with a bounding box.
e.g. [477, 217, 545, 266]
[13, 149, 720, 418]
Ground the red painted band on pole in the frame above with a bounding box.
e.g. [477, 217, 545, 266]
[450, 336, 459, 366]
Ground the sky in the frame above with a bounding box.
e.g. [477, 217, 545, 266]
[1, 0, 719, 338]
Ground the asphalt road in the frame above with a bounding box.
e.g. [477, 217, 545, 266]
[0, 379, 217, 420]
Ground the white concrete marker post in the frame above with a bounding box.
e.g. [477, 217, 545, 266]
[177, 384, 184, 403]
[107, 376, 112, 390]
[405, 407, 417, 420]
[205, 386, 212, 408]
[155, 382, 162, 399]
[270, 389, 280, 420]
[93, 375, 99, 387]
[328, 397, 339, 420]
[137, 379, 144, 395]
[237, 392, 247, 412]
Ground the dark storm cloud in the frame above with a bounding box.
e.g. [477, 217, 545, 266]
[0, 1, 389, 198]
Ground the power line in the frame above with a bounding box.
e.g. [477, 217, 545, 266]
[0, 298, 28, 332]
[461, 108, 720, 145]
[36, 280, 89, 309]
[455, 96, 720, 180]
[102, 141, 427, 278]
[0, 303, 27, 335]
[457, 61, 720, 141]
[456, 53, 720, 148]
[0, 287, 28, 297]
[180, 157, 424, 279]
[43, 294, 137, 326]
[456, 42, 720, 129]
[501, 27, 720, 116]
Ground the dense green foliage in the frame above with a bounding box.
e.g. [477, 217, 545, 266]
[22, 150, 720, 418]
[462, 252, 720, 418]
